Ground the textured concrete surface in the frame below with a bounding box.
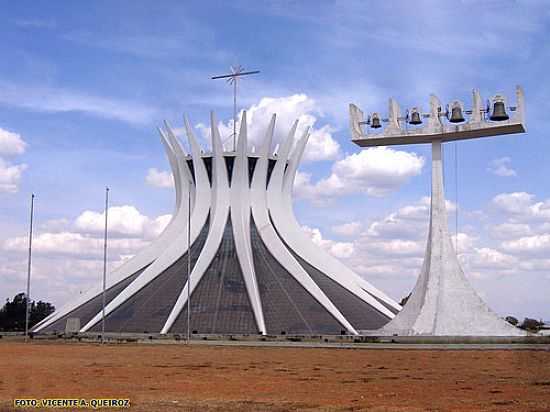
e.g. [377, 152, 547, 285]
[381, 140, 524, 336]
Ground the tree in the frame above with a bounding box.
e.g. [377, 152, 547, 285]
[505, 316, 519, 326]
[399, 293, 411, 307]
[519, 317, 543, 332]
[0, 293, 55, 332]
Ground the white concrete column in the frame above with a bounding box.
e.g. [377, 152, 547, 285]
[381, 140, 525, 336]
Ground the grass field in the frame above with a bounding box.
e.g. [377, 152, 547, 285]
[1, 341, 549, 411]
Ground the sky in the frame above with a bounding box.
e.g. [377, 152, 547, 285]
[1, 0, 549, 321]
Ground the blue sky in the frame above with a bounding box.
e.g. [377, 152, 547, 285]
[0, 1, 549, 321]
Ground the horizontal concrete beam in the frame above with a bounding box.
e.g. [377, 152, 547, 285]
[352, 123, 525, 147]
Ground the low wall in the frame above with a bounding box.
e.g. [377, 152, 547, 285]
[19, 331, 550, 346]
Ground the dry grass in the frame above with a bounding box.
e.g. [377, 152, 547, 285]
[1, 342, 549, 411]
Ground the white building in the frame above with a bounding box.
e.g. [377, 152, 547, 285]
[33, 113, 400, 336]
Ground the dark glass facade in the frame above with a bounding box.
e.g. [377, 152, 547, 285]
[291, 253, 390, 330]
[38, 151, 396, 335]
[169, 216, 258, 334]
[41, 267, 146, 333]
[365, 291, 400, 315]
[88, 218, 210, 333]
[251, 216, 345, 335]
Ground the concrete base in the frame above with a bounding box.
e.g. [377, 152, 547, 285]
[23, 331, 549, 348]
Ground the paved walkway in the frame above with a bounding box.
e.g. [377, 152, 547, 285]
[178, 339, 550, 350]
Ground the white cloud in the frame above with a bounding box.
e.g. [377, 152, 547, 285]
[0, 127, 27, 193]
[501, 234, 550, 257]
[198, 94, 340, 162]
[149, 214, 172, 239]
[0, 254, 136, 309]
[0, 81, 159, 126]
[306, 196, 470, 289]
[76, 206, 146, 236]
[0, 203, 174, 316]
[0, 158, 27, 193]
[492, 192, 534, 214]
[332, 221, 362, 237]
[465, 248, 518, 270]
[367, 238, 424, 258]
[451, 232, 477, 253]
[3, 231, 148, 259]
[487, 157, 517, 177]
[301, 225, 355, 259]
[293, 171, 320, 203]
[518, 259, 550, 272]
[40, 218, 71, 232]
[490, 223, 532, 240]
[492, 192, 550, 221]
[294, 147, 424, 202]
[329, 242, 355, 259]
[489, 192, 550, 257]
[295, 189, 550, 320]
[145, 167, 174, 188]
[1, 202, 174, 309]
[302, 198, 431, 278]
[365, 198, 447, 240]
[0, 128, 27, 156]
[367, 207, 426, 240]
[419, 196, 457, 213]
[302, 125, 340, 162]
[331, 148, 424, 197]
[75, 205, 171, 239]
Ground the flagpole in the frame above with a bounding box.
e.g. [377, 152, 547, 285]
[186, 186, 191, 344]
[25, 193, 35, 342]
[101, 187, 109, 344]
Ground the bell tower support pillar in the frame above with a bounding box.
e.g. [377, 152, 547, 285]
[381, 140, 524, 336]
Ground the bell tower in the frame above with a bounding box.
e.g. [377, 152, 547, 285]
[350, 86, 527, 336]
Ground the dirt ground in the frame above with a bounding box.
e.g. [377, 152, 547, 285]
[0, 341, 549, 412]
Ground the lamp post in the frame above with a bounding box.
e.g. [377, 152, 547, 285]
[186, 182, 191, 344]
[101, 187, 109, 344]
[24, 193, 35, 342]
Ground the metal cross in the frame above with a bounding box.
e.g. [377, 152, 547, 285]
[212, 65, 260, 151]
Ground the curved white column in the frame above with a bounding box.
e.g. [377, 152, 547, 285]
[230, 112, 266, 334]
[182, 115, 212, 234]
[161, 112, 230, 334]
[34, 131, 188, 332]
[163, 121, 196, 211]
[268, 128, 397, 320]
[285, 131, 401, 312]
[285, 132, 400, 311]
[251, 118, 358, 335]
[80, 117, 212, 332]
[36, 111, 406, 336]
[162, 128, 183, 210]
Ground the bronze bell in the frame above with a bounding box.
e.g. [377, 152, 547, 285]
[449, 103, 465, 123]
[370, 113, 382, 128]
[409, 108, 422, 125]
[490, 100, 509, 121]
